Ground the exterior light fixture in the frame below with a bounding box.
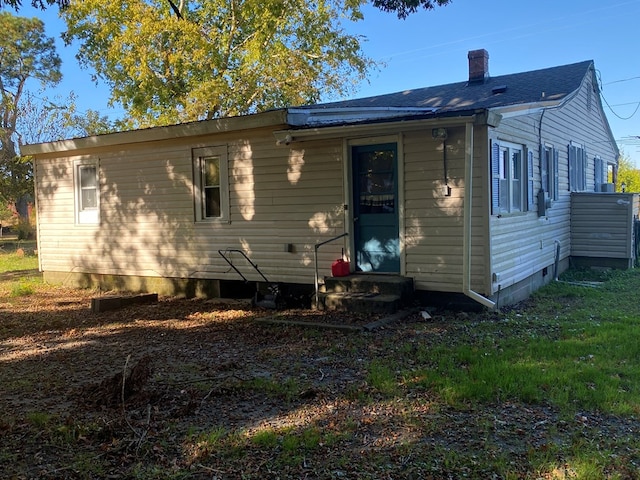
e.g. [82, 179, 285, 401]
[432, 128, 448, 140]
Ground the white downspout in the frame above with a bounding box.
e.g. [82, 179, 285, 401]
[463, 122, 496, 310]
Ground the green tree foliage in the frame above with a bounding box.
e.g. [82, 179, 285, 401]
[1, 0, 452, 19]
[0, 200, 14, 230]
[371, 0, 451, 18]
[616, 151, 640, 193]
[0, 13, 61, 216]
[61, 0, 379, 127]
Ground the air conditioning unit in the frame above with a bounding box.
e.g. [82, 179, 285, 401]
[600, 183, 615, 193]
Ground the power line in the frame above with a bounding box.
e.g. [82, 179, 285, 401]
[604, 76, 640, 85]
[597, 69, 640, 121]
[609, 101, 640, 107]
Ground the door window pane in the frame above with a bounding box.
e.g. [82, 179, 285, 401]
[357, 149, 395, 214]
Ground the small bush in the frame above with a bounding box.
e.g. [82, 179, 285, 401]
[11, 280, 36, 297]
[14, 219, 35, 241]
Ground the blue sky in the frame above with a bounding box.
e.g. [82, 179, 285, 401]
[19, 0, 640, 165]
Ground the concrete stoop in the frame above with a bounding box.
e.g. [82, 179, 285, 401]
[316, 274, 414, 314]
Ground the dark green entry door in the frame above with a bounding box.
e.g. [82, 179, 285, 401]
[352, 143, 400, 273]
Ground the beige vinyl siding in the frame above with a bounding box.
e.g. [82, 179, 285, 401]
[571, 192, 636, 262]
[404, 125, 488, 293]
[489, 69, 618, 293]
[35, 128, 347, 285]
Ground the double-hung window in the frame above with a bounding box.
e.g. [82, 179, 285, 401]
[541, 145, 559, 201]
[492, 141, 527, 214]
[594, 156, 605, 191]
[193, 146, 229, 222]
[568, 142, 586, 191]
[74, 160, 99, 224]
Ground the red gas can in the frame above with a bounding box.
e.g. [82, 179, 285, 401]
[331, 258, 350, 277]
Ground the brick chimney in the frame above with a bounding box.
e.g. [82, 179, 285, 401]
[468, 49, 489, 84]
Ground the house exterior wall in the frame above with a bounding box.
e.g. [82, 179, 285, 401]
[488, 69, 618, 304]
[404, 125, 489, 295]
[34, 127, 350, 291]
[35, 121, 492, 298]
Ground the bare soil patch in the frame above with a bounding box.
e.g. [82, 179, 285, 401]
[1, 284, 638, 479]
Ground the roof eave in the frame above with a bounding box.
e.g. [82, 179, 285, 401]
[274, 109, 491, 145]
[21, 109, 290, 156]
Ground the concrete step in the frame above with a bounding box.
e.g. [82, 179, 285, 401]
[317, 274, 414, 313]
[324, 274, 414, 301]
[317, 292, 402, 314]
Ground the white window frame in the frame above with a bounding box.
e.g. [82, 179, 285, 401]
[74, 159, 99, 225]
[542, 144, 559, 201]
[568, 142, 587, 192]
[496, 141, 525, 214]
[594, 156, 605, 191]
[193, 146, 229, 223]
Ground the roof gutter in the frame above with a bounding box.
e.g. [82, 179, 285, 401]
[274, 111, 481, 145]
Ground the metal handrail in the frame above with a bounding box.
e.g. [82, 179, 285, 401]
[218, 249, 270, 283]
[314, 232, 349, 308]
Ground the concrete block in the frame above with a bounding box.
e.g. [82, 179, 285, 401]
[91, 293, 158, 314]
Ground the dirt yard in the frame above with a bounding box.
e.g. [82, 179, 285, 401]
[1, 278, 639, 479]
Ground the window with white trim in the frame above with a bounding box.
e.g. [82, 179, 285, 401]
[541, 144, 559, 201]
[74, 160, 99, 224]
[568, 142, 586, 191]
[491, 141, 527, 214]
[594, 156, 605, 191]
[193, 146, 229, 222]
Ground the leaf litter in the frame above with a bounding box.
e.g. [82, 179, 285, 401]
[0, 284, 639, 479]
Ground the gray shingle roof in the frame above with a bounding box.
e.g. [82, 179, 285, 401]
[305, 60, 593, 113]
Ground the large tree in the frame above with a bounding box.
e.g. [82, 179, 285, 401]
[61, 0, 380, 127]
[616, 151, 640, 193]
[0, 12, 61, 218]
[1, 0, 452, 18]
[17, 91, 115, 145]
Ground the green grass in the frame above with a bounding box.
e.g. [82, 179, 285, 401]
[366, 360, 400, 396]
[0, 249, 42, 297]
[0, 251, 38, 273]
[25, 411, 53, 428]
[349, 268, 635, 417]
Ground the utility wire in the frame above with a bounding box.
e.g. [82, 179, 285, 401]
[604, 75, 640, 85]
[597, 69, 640, 121]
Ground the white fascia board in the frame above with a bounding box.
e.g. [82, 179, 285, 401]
[21, 109, 290, 156]
[489, 99, 565, 120]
